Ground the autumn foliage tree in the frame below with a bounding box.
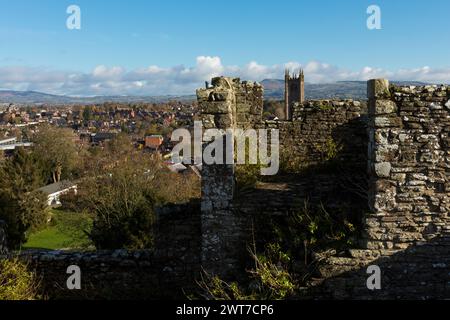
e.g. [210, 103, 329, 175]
[67, 144, 200, 249]
[82, 154, 161, 250]
[33, 125, 79, 183]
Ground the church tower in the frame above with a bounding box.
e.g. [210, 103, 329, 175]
[284, 69, 305, 120]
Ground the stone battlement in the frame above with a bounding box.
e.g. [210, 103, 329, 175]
[197, 77, 450, 299]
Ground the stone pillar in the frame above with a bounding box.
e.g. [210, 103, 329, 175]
[366, 79, 400, 250]
[0, 220, 8, 255]
[197, 77, 246, 280]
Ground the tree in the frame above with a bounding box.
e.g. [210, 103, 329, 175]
[33, 125, 79, 183]
[82, 106, 93, 122]
[61, 138, 201, 249]
[82, 155, 160, 249]
[0, 148, 48, 249]
[83, 134, 134, 176]
[105, 133, 134, 158]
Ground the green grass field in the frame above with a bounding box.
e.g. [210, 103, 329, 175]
[23, 210, 93, 251]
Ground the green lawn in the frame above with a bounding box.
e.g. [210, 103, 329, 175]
[23, 210, 93, 251]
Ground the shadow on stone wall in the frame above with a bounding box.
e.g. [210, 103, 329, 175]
[235, 117, 370, 258]
[309, 234, 450, 299]
[5, 200, 202, 300]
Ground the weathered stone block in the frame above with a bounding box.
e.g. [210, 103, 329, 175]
[375, 100, 398, 114]
[236, 103, 250, 113]
[202, 101, 232, 114]
[202, 114, 216, 129]
[368, 79, 390, 99]
[214, 114, 233, 129]
[211, 77, 233, 89]
[196, 88, 211, 100]
[374, 116, 402, 128]
[236, 113, 248, 124]
[375, 162, 392, 178]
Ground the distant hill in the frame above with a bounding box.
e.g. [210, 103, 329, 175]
[261, 79, 431, 100]
[0, 90, 72, 104]
[0, 90, 196, 105]
[0, 80, 432, 105]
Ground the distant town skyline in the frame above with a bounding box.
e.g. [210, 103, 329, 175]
[1, 0, 450, 96]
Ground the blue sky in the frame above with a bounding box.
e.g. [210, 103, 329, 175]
[0, 0, 449, 95]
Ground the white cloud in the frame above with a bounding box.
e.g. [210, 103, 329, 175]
[92, 65, 125, 79]
[0, 57, 449, 96]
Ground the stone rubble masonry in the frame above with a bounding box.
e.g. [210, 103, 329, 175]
[366, 79, 450, 251]
[197, 77, 263, 280]
[277, 99, 368, 168]
[197, 77, 450, 299]
[310, 80, 450, 299]
[238, 99, 369, 232]
[0, 202, 202, 299]
[309, 237, 450, 299]
[197, 77, 370, 280]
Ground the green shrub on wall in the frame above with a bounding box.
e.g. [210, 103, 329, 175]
[273, 201, 357, 261]
[235, 163, 261, 192]
[198, 243, 295, 300]
[279, 138, 342, 175]
[320, 138, 340, 162]
[0, 258, 41, 300]
[235, 139, 266, 192]
[279, 151, 305, 174]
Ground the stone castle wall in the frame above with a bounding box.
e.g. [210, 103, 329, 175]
[1, 202, 201, 300]
[308, 80, 450, 299]
[197, 78, 371, 279]
[309, 238, 450, 299]
[268, 99, 368, 180]
[197, 77, 450, 299]
[366, 80, 450, 250]
[241, 99, 370, 245]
